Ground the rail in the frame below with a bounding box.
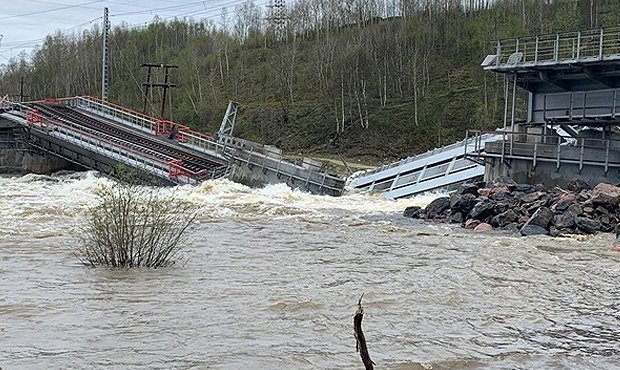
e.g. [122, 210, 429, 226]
[485, 26, 620, 70]
[5, 102, 222, 183]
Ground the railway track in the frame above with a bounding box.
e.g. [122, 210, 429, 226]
[29, 103, 225, 176]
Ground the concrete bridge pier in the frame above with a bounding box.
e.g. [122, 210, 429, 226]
[0, 120, 74, 174]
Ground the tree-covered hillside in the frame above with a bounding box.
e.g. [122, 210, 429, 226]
[1, 0, 617, 163]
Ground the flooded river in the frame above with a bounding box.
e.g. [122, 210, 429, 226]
[1, 172, 620, 369]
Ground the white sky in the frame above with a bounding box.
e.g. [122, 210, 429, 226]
[0, 0, 270, 62]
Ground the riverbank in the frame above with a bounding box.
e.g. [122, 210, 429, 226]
[404, 176, 620, 238]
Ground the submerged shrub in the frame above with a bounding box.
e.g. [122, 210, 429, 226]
[76, 182, 198, 268]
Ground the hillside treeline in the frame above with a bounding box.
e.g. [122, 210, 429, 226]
[1, 0, 617, 161]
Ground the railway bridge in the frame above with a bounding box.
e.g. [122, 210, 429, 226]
[0, 96, 345, 196]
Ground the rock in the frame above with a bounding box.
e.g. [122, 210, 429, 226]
[525, 207, 554, 228]
[590, 183, 620, 206]
[457, 183, 479, 196]
[520, 191, 546, 204]
[425, 197, 451, 219]
[474, 223, 493, 232]
[525, 199, 550, 213]
[477, 188, 492, 197]
[551, 192, 577, 212]
[492, 176, 517, 188]
[566, 179, 591, 192]
[553, 211, 576, 229]
[599, 214, 613, 232]
[403, 206, 422, 218]
[450, 212, 464, 224]
[475, 181, 487, 189]
[515, 183, 536, 193]
[520, 224, 549, 236]
[595, 206, 610, 215]
[493, 201, 511, 215]
[549, 226, 573, 237]
[575, 216, 601, 234]
[491, 190, 512, 202]
[464, 219, 481, 230]
[491, 209, 518, 228]
[583, 206, 595, 215]
[450, 193, 478, 215]
[567, 203, 583, 216]
[503, 222, 523, 233]
[577, 190, 591, 202]
[469, 199, 496, 221]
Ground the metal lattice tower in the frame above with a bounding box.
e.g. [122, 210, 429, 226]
[101, 7, 110, 101]
[267, 0, 287, 41]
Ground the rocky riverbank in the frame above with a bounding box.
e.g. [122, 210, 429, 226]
[404, 176, 620, 237]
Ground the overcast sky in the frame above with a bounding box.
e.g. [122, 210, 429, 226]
[0, 0, 270, 62]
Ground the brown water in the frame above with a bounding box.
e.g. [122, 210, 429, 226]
[2, 172, 620, 369]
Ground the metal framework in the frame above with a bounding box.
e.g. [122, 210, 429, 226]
[267, 0, 287, 40]
[101, 7, 110, 101]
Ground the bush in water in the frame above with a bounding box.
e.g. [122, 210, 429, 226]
[76, 182, 198, 268]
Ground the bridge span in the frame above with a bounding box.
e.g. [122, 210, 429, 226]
[0, 96, 345, 195]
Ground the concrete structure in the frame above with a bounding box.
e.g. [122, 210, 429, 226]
[476, 26, 620, 187]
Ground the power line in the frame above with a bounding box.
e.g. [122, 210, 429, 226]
[0, 0, 105, 20]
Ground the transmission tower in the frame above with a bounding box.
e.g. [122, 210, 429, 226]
[101, 7, 110, 101]
[267, 0, 287, 41]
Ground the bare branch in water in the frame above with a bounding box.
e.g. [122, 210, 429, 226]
[354, 293, 374, 370]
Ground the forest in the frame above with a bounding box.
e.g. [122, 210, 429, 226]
[0, 0, 617, 163]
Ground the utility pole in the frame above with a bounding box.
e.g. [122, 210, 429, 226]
[101, 7, 110, 101]
[141, 63, 157, 113]
[19, 76, 29, 102]
[140, 63, 178, 119]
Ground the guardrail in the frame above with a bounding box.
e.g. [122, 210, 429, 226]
[466, 129, 620, 173]
[485, 26, 620, 70]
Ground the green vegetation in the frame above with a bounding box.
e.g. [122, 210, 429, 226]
[1, 0, 618, 164]
[76, 180, 198, 268]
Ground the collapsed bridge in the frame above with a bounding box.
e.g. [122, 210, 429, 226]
[0, 96, 345, 196]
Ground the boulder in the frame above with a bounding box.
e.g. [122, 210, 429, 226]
[566, 179, 591, 192]
[469, 199, 496, 221]
[457, 183, 479, 196]
[450, 212, 464, 224]
[567, 203, 583, 216]
[464, 219, 481, 230]
[553, 211, 576, 229]
[450, 193, 478, 215]
[491, 190, 512, 202]
[520, 191, 546, 204]
[477, 188, 492, 197]
[520, 224, 549, 236]
[551, 192, 577, 212]
[599, 214, 613, 232]
[589, 183, 620, 206]
[403, 206, 422, 218]
[525, 207, 553, 228]
[425, 197, 451, 219]
[474, 223, 493, 232]
[575, 216, 601, 234]
[492, 176, 517, 189]
[491, 209, 518, 228]
[515, 183, 536, 193]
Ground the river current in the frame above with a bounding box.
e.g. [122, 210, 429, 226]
[1, 172, 620, 369]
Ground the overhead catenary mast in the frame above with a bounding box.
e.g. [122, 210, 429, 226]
[101, 7, 110, 101]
